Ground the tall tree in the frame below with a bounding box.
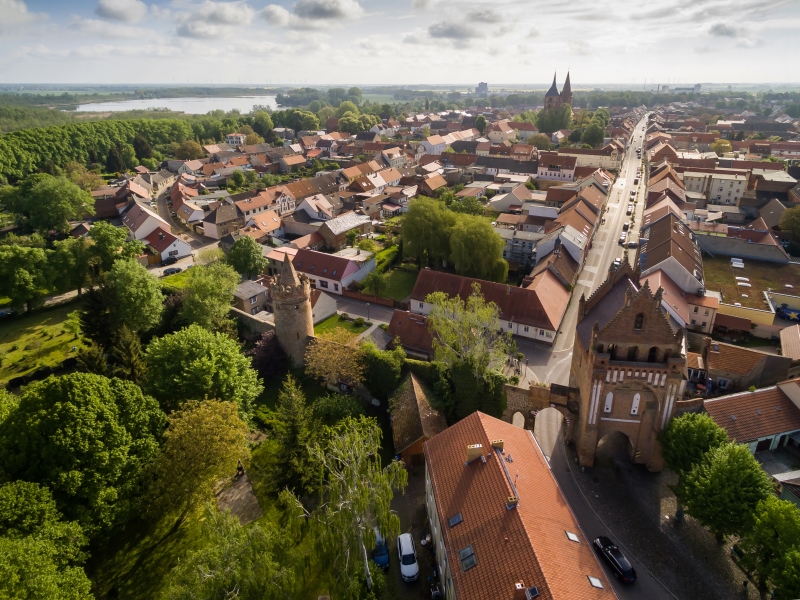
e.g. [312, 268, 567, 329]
[362, 270, 388, 298]
[270, 375, 316, 495]
[88, 221, 145, 274]
[23, 176, 94, 233]
[175, 140, 205, 160]
[401, 196, 456, 267]
[104, 259, 163, 333]
[64, 162, 104, 192]
[161, 506, 298, 600]
[580, 121, 605, 147]
[51, 236, 92, 295]
[0, 373, 164, 534]
[226, 236, 267, 279]
[779, 206, 800, 241]
[290, 417, 407, 600]
[132, 134, 152, 160]
[179, 260, 240, 332]
[245, 330, 289, 381]
[109, 325, 147, 386]
[449, 215, 507, 282]
[0, 245, 51, 311]
[773, 549, 800, 600]
[304, 329, 366, 388]
[739, 496, 800, 589]
[683, 443, 772, 542]
[144, 324, 263, 418]
[474, 115, 487, 136]
[710, 139, 733, 155]
[659, 412, 728, 520]
[146, 401, 249, 524]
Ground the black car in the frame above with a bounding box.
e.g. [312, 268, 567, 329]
[593, 536, 636, 584]
[162, 256, 178, 266]
[163, 267, 182, 276]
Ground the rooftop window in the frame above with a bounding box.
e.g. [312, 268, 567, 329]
[565, 531, 580, 543]
[458, 545, 477, 571]
[588, 576, 604, 589]
[448, 513, 463, 527]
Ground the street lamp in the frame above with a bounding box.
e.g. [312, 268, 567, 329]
[365, 303, 370, 321]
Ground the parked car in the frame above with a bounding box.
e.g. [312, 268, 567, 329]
[612, 258, 622, 270]
[622, 222, 629, 231]
[627, 240, 639, 249]
[593, 536, 637, 584]
[618, 232, 627, 245]
[397, 533, 419, 582]
[162, 256, 178, 266]
[373, 527, 389, 570]
[163, 267, 182, 276]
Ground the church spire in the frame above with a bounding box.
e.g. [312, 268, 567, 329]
[562, 71, 572, 96]
[545, 72, 560, 97]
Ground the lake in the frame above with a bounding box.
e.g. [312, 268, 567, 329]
[75, 95, 278, 114]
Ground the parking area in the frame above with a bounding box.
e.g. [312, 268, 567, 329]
[384, 463, 438, 599]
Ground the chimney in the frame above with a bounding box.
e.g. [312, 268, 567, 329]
[507, 495, 519, 509]
[513, 583, 528, 600]
[466, 444, 483, 464]
[491, 439, 504, 451]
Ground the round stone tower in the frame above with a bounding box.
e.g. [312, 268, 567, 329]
[271, 253, 314, 367]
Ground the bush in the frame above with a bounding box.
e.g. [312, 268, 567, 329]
[312, 393, 365, 424]
[404, 358, 437, 387]
[354, 317, 365, 327]
[339, 313, 349, 320]
[362, 342, 405, 401]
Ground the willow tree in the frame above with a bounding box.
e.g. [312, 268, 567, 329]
[287, 417, 406, 599]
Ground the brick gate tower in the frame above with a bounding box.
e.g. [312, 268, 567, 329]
[271, 253, 314, 367]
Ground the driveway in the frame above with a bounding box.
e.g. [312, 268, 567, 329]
[335, 296, 395, 325]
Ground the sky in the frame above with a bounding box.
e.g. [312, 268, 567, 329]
[0, 0, 798, 86]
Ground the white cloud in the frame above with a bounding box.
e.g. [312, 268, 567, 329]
[71, 16, 154, 39]
[466, 9, 502, 24]
[428, 21, 482, 40]
[263, 0, 363, 29]
[96, 0, 148, 23]
[0, 0, 37, 31]
[175, 0, 255, 37]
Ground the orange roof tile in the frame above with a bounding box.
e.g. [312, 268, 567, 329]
[704, 385, 800, 442]
[707, 342, 766, 375]
[424, 412, 616, 600]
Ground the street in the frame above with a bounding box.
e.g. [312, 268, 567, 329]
[537, 113, 650, 385]
[534, 409, 678, 600]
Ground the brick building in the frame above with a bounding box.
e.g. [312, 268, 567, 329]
[570, 262, 687, 471]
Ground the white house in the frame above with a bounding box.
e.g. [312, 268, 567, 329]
[143, 227, 191, 262]
[225, 133, 247, 146]
[291, 248, 375, 295]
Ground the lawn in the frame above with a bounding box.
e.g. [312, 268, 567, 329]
[160, 269, 192, 292]
[362, 267, 419, 302]
[702, 255, 800, 309]
[0, 303, 85, 384]
[314, 314, 369, 336]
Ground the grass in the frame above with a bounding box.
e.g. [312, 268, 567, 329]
[160, 269, 193, 292]
[0, 303, 85, 384]
[314, 314, 369, 337]
[362, 267, 419, 302]
[702, 255, 800, 309]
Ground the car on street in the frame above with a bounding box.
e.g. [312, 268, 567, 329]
[618, 232, 627, 245]
[622, 222, 629, 231]
[627, 240, 639, 249]
[626, 205, 633, 216]
[612, 258, 622, 269]
[397, 533, 419, 582]
[593, 536, 637, 584]
[372, 527, 389, 570]
[162, 256, 178, 266]
[163, 267, 182, 276]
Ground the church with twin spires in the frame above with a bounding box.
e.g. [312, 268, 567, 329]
[544, 72, 573, 111]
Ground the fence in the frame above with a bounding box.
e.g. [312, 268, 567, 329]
[341, 289, 395, 308]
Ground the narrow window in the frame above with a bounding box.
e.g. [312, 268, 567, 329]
[604, 392, 613, 413]
[631, 393, 641, 416]
[634, 313, 644, 330]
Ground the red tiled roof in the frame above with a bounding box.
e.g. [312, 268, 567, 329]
[707, 341, 766, 375]
[780, 325, 800, 360]
[387, 310, 434, 357]
[424, 412, 616, 600]
[411, 269, 567, 331]
[714, 313, 751, 331]
[143, 227, 179, 253]
[704, 385, 800, 442]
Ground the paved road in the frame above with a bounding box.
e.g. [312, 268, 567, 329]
[334, 296, 395, 324]
[534, 409, 677, 600]
[155, 190, 215, 250]
[543, 113, 651, 385]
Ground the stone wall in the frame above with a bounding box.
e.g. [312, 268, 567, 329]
[231, 307, 274, 340]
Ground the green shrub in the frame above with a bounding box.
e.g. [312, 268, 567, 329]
[339, 313, 349, 320]
[404, 358, 437, 387]
[354, 317, 365, 327]
[312, 393, 365, 424]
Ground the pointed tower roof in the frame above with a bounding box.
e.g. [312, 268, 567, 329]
[545, 72, 560, 97]
[562, 71, 572, 96]
[279, 252, 301, 287]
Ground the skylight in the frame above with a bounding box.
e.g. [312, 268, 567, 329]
[459, 545, 477, 571]
[448, 513, 463, 527]
[565, 531, 580, 543]
[588, 576, 604, 589]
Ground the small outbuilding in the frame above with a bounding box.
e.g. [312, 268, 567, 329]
[390, 373, 447, 467]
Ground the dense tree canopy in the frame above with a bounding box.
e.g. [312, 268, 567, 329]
[0, 244, 51, 311]
[179, 259, 240, 331]
[87, 221, 145, 273]
[104, 259, 164, 333]
[683, 442, 773, 541]
[739, 496, 800, 589]
[0, 373, 165, 534]
[226, 236, 267, 279]
[144, 324, 263, 418]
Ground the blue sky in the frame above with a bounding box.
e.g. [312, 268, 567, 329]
[0, 0, 798, 85]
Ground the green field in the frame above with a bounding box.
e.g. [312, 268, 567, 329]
[314, 314, 369, 337]
[0, 303, 85, 384]
[362, 267, 418, 302]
